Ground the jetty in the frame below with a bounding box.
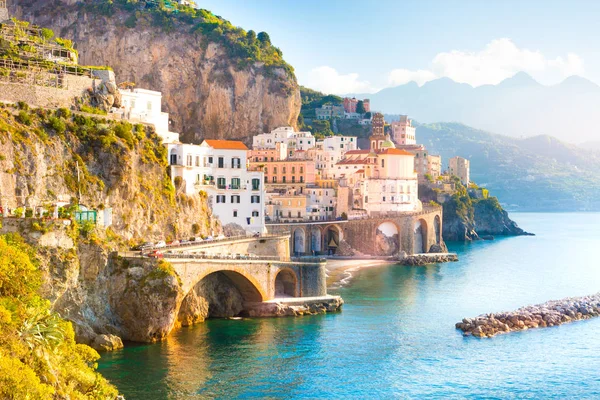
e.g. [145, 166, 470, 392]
[456, 293, 600, 338]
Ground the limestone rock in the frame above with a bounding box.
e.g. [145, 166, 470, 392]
[91, 334, 124, 352]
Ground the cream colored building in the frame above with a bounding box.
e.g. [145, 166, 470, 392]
[449, 156, 470, 186]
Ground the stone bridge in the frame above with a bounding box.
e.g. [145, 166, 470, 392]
[266, 206, 444, 256]
[169, 257, 327, 302]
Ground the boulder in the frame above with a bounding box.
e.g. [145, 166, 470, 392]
[91, 334, 124, 352]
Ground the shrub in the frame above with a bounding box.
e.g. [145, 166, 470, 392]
[16, 110, 32, 126]
[16, 101, 29, 111]
[192, 223, 201, 234]
[40, 27, 54, 41]
[48, 116, 66, 134]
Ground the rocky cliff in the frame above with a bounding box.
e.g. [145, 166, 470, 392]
[442, 184, 530, 242]
[0, 104, 219, 347]
[12, 0, 301, 144]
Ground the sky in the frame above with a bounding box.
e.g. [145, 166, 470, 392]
[198, 0, 600, 95]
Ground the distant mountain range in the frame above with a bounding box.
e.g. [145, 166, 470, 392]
[350, 72, 600, 144]
[415, 123, 600, 211]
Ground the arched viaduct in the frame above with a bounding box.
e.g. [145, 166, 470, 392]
[266, 207, 444, 256]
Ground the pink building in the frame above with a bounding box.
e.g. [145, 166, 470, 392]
[363, 99, 370, 113]
[247, 142, 288, 162]
[391, 115, 416, 145]
[249, 160, 317, 186]
[343, 97, 358, 113]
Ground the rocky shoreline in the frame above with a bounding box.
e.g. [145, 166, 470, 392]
[456, 293, 600, 338]
[398, 252, 458, 266]
[245, 296, 344, 317]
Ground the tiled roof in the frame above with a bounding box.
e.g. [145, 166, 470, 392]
[344, 150, 370, 155]
[203, 140, 248, 150]
[377, 148, 414, 156]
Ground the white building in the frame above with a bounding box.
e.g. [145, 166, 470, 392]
[167, 140, 265, 233]
[119, 88, 180, 143]
[306, 186, 337, 221]
[252, 127, 315, 152]
[313, 135, 357, 179]
[335, 134, 421, 216]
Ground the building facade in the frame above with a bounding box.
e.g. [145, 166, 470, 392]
[168, 140, 265, 233]
[119, 88, 180, 143]
[449, 156, 470, 186]
[391, 115, 416, 146]
[252, 127, 315, 152]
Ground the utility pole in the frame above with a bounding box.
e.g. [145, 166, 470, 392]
[76, 160, 82, 206]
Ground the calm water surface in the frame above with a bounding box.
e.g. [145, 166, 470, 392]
[99, 213, 600, 399]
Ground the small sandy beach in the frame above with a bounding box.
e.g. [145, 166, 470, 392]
[325, 258, 396, 288]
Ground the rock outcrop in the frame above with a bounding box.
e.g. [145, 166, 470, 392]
[245, 297, 344, 317]
[12, 0, 301, 144]
[456, 293, 600, 338]
[473, 197, 532, 237]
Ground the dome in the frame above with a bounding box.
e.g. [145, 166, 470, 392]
[381, 139, 396, 149]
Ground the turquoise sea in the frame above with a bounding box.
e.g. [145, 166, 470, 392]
[98, 213, 600, 399]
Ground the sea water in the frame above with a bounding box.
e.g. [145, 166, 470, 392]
[98, 213, 600, 399]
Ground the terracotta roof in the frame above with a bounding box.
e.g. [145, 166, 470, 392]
[344, 150, 370, 155]
[203, 140, 248, 150]
[355, 169, 365, 173]
[377, 148, 414, 156]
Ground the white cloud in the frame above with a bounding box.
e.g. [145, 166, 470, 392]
[387, 39, 585, 88]
[305, 66, 376, 94]
[388, 69, 437, 86]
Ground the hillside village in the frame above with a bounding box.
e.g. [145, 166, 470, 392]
[0, 5, 482, 251]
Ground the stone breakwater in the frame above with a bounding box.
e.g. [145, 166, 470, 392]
[245, 296, 343, 317]
[399, 253, 458, 266]
[456, 293, 600, 338]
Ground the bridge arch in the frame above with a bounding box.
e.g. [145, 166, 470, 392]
[434, 215, 441, 245]
[323, 224, 343, 254]
[274, 268, 298, 298]
[375, 220, 400, 256]
[293, 227, 306, 255]
[183, 267, 267, 303]
[413, 218, 428, 254]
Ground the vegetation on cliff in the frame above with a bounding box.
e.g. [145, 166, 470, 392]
[82, 0, 294, 77]
[0, 233, 119, 398]
[0, 102, 216, 243]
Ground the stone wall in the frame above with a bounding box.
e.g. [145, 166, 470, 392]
[185, 235, 290, 259]
[0, 217, 74, 249]
[267, 207, 444, 256]
[0, 74, 95, 108]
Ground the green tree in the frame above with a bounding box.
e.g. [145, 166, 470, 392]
[356, 100, 366, 114]
[257, 31, 271, 46]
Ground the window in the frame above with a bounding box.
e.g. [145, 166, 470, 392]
[288, 211, 292, 217]
[292, 176, 296, 183]
[231, 195, 240, 203]
[282, 176, 286, 183]
[383, 196, 386, 202]
[273, 177, 277, 183]
[251, 195, 260, 203]
[195, 156, 200, 167]
[252, 178, 260, 191]
[298, 211, 301, 218]
[232, 158, 241, 169]
[187, 155, 192, 166]
[283, 167, 286, 173]
[217, 177, 226, 189]
[292, 167, 296, 173]
[216, 195, 226, 203]
[233, 210, 238, 217]
[264, 176, 268, 183]
[218, 157, 224, 168]
[381, 159, 385, 167]
[231, 178, 241, 190]
[208, 156, 213, 164]
[274, 167, 277, 174]
[252, 211, 259, 217]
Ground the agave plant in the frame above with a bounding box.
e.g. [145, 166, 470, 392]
[18, 309, 64, 352]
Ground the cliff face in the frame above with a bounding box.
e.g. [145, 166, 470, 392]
[12, 0, 301, 144]
[443, 195, 530, 242]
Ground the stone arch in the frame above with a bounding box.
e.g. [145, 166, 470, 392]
[375, 221, 400, 256]
[274, 268, 298, 298]
[293, 227, 306, 255]
[310, 227, 322, 255]
[323, 224, 343, 254]
[413, 218, 428, 254]
[434, 215, 441, 245]
[184, 268, 267, 303]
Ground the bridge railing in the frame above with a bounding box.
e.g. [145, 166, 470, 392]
[138, 233, 285, 252]
[133, 251, 326, 264]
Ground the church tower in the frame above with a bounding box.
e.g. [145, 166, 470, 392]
[369, 112, 386, 151]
